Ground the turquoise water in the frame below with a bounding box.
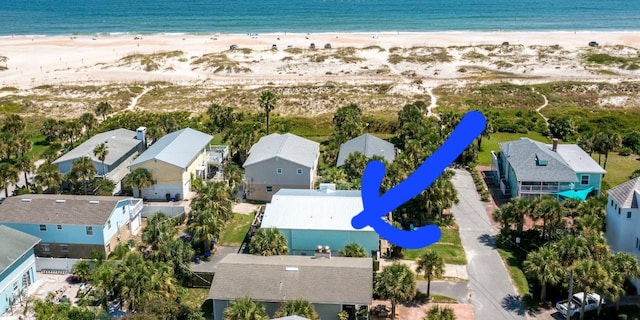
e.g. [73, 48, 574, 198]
[0, 0, 638, 35]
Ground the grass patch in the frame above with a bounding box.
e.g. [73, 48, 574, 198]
[191, 53, 251, 73]
[497, 248, 529, 296]
[0, 87, 19, 92]
[120, 51, 183, 72]
[592, 152, 640, 188]
[405, 227, 467, 265]
[477, 132, 550, 165]
[219, 213, 253, 246]
[430, 294, 458, 303]
[362, 45, 385, 52]
[585, 53, 640, 67]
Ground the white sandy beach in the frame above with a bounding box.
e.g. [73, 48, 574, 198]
[1, 31, 639, 90]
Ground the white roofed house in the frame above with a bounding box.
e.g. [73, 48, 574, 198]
[53, 128, 145, 194]
[128, 128, 213, 201]
[243, 133, 320, 202]
[259, 185, 379, 257]
[336, 133, 396, 167]
[605, 177, 640, 293]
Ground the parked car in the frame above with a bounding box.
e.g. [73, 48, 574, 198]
[272, 44, 278, 50]
[309, 42, 316, 49]
[589, 41, 599, 47]
[230, 44, 239, 50]
[556, 292, 603, 318]
[324, 43, 332, 49]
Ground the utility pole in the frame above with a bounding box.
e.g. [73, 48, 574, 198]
[566, 269, 574, 320]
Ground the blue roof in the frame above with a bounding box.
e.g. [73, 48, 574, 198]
[129, 128, 212, 169]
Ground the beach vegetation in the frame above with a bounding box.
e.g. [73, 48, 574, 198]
[0, 86, 18, 92]
[191, 53, 251, 73]
[461, 50, 488, 61]
[119, 51, 183, 72]
[284, 47, 303, 54]
[362, 45, 385, 52]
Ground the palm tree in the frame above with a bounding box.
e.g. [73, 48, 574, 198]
[95, 101, 113, 121]
[223, 296, 269, 320]
[416, 251, 445, 300]
[424, 305, 456, 320]
[259, 90, 277, 135]
[71, 260, 92, 283]
[249, 228, 288, 256]
[573, 259, 609, 320]
[222, 162, 243, 193]
[142, 212, 178, 250]
[187, 209, 224, 253]
[35, 163, 63, 193]
[15, 155, 35, 188]
[476, 116, 493, 151]
[374, 262, 417, 319]
[124, 168, 154, 198]
[190, 181, 233, 221]
[2, 114, 25, 136]
[0, 162, 20, 198]
[523, 247, 563, 302]
[70, 156, 97, 195]
[605, 252, 640, 313]
[63, 120, 82, 149]
[603, 133, 622, 169]
[274, 299, 319, 320]
[93, 143, 109, 177]
[79, 112, 97, 139]
[17, 134, 33, 158]
[339, 242, 367, 257]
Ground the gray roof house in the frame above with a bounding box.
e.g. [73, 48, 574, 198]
[128, 128, 213, 200]
[53, 128, 144, 192]
[0, 226, 40, 315]
[492, 138, 605, 199]
[208, 254, 372, 320]
[243, 133, 320, 202]
[336, 133, 395, 167]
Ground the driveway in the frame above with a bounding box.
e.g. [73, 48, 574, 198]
[420, 280, 471, 304]
[191, 246, 239, 273]
[451, 169, 526, 320]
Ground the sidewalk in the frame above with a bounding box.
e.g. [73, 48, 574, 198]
[378, 258, 469, 281]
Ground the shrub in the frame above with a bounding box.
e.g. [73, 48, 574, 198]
[619, 147, 632, 156]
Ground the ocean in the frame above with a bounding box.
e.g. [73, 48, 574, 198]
[0, 0, 638, 36]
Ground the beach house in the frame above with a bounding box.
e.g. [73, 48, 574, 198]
[243, 133, 320, 202]
[491, 138, 605, 200]
[0, 226, 40, 316]
[128, 128, 213, 201]
[604, 177, 640, 292]
[259, 185, 379, 256]
[208, 254, 372, 320]
[0, 194, 143, 259]
[336, 133, 396, 167]
[53, 128, 145, 192]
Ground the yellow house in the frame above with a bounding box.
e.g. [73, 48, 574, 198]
[128, 128, 213, 201]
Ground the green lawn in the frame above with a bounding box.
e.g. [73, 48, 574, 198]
[497, 248, 529, 297]
[218, 213, 253, 246]
[405, 227, 467, 265]
[478, 132, 550, 165]
[594, 152, 640, 188]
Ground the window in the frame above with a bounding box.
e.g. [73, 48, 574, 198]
[611, 200, 614, 206]
[107, 220, 111, 229]
[13, 281, 18, 292]
[39, 224, 46, 231]
[56, 225, 62, 230]
[41, 244, 50, 252]
[266, 186, 273, 193]
[106, 243, 111, 252]
[276, 168, 283, 174]
[297, 168, 303, 175]
[86, 226, 93, 236]
[580, 175, 589, 185]
[60, 244, 69, 252]
[619, 208, 621, 214]
[628, 212, 633, 219]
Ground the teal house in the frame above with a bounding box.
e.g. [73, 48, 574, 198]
[492, 138, 605, 200]
[259, 185, 379, 257]
[0, 225, 40, 316]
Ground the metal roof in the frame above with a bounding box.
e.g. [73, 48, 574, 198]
[0, 225, 40, 275]
[609, 177, 640, 209]
[551, 144, 606, 174]
[499, 138, 580, 182]
[336, 133, 395, 167]
[260, 189, 374, 232]
[208, 254, 372, 305]
[129, 128, 212, 169]
[243, 133, 319, 168]
[0, 194, 133, 225]
[53, 129, 141, 167]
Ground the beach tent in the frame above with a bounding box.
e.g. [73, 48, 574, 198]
[554, 186, 594, 201]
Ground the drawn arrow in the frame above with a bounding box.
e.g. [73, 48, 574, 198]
[351, 110, 486, 249]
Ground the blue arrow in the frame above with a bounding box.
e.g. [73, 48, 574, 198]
[351, 110, 486, 249]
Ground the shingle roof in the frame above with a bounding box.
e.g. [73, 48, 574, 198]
[0, 225, 40, 275]
[261, 188, 374, 232]
[208, 254, 372, 305]
[499, 138, 580, 182]
[609, 177, 640, 209]
[336, 133, 395, 167]
[129, 128, 212, 169]
[243, 133, 319, 168]
[53, 129, 141, 167]
[0, 194, 131, 225]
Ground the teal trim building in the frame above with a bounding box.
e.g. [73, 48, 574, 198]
[0, 225, 40, 316]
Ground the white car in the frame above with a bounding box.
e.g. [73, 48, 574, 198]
[556, 292, 603, 318]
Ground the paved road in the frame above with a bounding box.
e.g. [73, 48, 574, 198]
[421, 280, 470, 304]
[191, 246, 239, 273]
[451, 169, 526, 320]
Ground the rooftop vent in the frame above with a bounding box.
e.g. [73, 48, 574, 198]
[89, 200, 100, 204]
[285, 267, 299, 272]
[55, 199, 66, 203]
[21, 198, 32, 202]
[319, 183, 336, 192]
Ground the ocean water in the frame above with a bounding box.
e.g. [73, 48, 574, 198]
[0, 0, 638, 36]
